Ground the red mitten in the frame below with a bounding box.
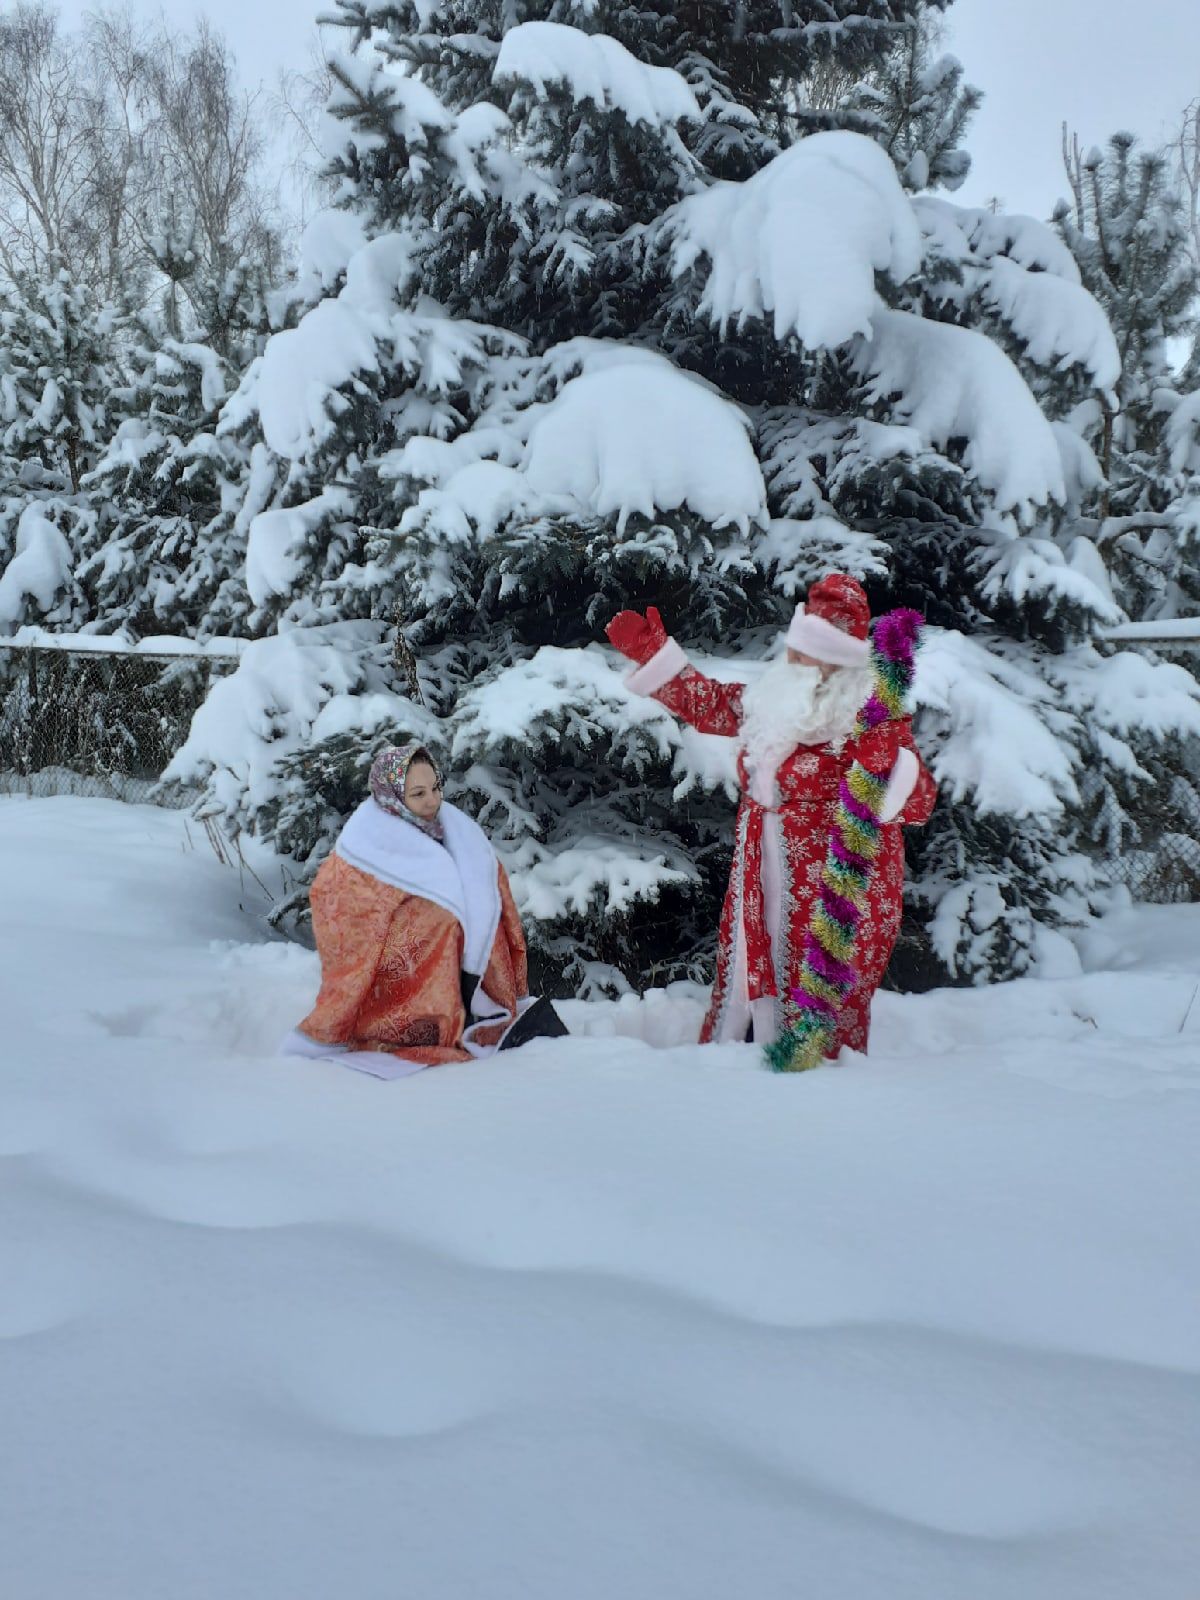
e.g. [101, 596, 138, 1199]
[852, 718, 903, 776]
[605, 605, 668, 665]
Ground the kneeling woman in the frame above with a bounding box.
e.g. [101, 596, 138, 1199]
[284, 744, 565, 1078]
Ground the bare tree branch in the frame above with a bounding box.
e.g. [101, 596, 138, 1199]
[0, 1, 284, 324]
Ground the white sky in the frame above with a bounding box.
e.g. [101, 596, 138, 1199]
[61, 0, 1200, 225]
[945, 0, 1199, 217]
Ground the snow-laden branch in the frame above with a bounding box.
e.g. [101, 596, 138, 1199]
[668, 130, 922, 348]
[522, 361, 767, 534]
[494, 22, 700, 129]
[851, 308, 1066, 512]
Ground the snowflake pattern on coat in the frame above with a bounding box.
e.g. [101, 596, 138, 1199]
[650, 663, 936, 1056]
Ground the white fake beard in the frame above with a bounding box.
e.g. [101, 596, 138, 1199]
[739, 657, 874, 779]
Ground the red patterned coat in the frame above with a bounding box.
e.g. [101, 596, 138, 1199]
[628, 648, 936, 1056]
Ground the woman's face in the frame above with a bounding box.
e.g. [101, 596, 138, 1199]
[786, 647, 835, 680]
[403, 761, 443, 820]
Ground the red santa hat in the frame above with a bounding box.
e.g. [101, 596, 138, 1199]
[785, 573, 872, 667]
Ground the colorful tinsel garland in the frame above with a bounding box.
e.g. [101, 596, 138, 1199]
[765, 607, 924, 1074]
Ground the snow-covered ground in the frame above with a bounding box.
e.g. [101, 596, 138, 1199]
[2, 796, 1198, 1600]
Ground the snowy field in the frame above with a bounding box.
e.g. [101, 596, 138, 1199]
[2, 795, 1199, 1600]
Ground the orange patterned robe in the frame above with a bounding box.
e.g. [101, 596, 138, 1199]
[298, 854, 530, 1067]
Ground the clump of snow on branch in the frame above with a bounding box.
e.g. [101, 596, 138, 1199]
[459, 643, 755, 817]
[245, 487, 354, 608]
[852, 308, 1066, 511]
[297, 210, 370, 300]
[244, 235, 417, 460]
[503, 833, 696, 921]
[0, 505, 73, 627]
[981, 258, 1120, 391]
[523, 362, 767, 533]
[669, 131, 922, 347]
[254, 295, 375, 455]
[323, 47, 453, 158]
[916, 198, 1084, 282]
[979, 532, 1123, 627]
[235, 230, 495, 468]
[1163, 387, 1200, 476]
[495, 22, 700, 129]
[915, 629, 1080, 817]
[402, 461, 547, 546]
[451, 645, 684, 773]
[449, 644, 710, 920]
[915, 196, 1118, 389]
[384, 342, 763, 556]
[1052, 424, 1106, 511]
[752, 515, 890, 599]
[1048, 646, 1200, 744]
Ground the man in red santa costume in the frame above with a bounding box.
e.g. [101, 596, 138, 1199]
[606, 574, 936, 1057]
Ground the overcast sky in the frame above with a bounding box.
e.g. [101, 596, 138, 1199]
[61, 0, 1200, 224]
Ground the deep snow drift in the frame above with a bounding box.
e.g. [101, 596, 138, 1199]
[1, 796, 1198, 1600]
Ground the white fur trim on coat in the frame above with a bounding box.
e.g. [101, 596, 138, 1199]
[624, 636, 688, 695]
[786, 606, 870, 666]
[878, 745, 919, 824]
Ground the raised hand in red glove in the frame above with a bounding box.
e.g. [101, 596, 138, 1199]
[605, 605, 668, 665]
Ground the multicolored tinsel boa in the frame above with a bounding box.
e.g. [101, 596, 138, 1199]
[765, 607, 924, 1075]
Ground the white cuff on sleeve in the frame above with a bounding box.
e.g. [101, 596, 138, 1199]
[623, 637, 688, 696]
[878, 745, 919, 824]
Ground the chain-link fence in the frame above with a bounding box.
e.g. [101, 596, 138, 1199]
[1100, 787, 1200, 903]
[1109, 837, 1200, 901]
[0, 637, 241, 805]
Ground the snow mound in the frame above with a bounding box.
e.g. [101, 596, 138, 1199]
[670, 130, 922, 347]
[1, 796, 1199, 1599]
[495, 22, 700, 128]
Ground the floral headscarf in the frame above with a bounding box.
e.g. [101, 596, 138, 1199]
[368, 742, 446, 843]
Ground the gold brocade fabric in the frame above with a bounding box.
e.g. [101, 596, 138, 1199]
[298, 854, 529, 1066]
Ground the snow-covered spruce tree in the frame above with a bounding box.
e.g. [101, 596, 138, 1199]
[1055, 132, 1200, 623]
[0, 262, 156, 789]
[0, 264, 124, 633]
[176, 3, 1200, 988]
[171, 5, 887, 977]
[79, 221, 277, 640]
[1050, 132, 1200, 896]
